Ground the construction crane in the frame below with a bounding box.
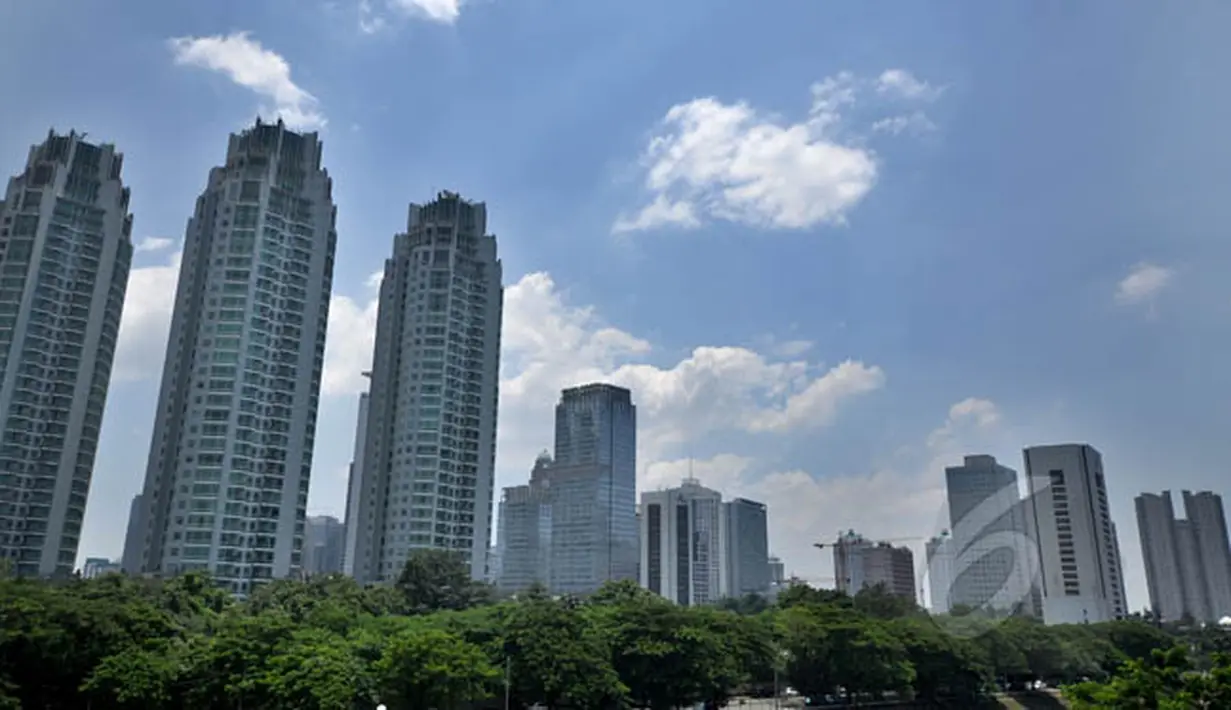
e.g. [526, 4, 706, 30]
[812, 533, 933, 551]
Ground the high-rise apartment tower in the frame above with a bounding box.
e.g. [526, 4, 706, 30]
[0, 131, 133, 578]
[128, 120, 337, 594]
[348, 192, 503, 583]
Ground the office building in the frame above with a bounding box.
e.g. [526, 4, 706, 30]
[1137, 490, 1231, 623]
[496, 385, 638, 596]
[304, 515, 345, 576]
[832, 530, 917, 600]
[0, 131, 133, 578]
[81, 557, 121, 579]
[945, 455, 1036, 614]
[120, 493, 145, 574]
[494, 453, 553, 595]
[349, 191, 503, 583]
[550, 383, 638, 593]
[925, 533, 953, 614]
[341, 389, 369, 577]
[1023, 444, 1127, 624]
[130, 119, 337, 594]
[640, 477, 726, 605]
[724, 497, 770, 597]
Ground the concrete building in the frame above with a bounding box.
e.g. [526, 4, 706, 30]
[494, 453, 553, 595]
[1023, 444, 1127, 624]
[925, 533, 953, 614]
[0, 131, 134, 578]
[832, 530, 917, 600]
[724, 497, 770, 597]
[130, 120, 337, 594]
[945, 455, 1036, 614]
[120, 493, 145, 574]
[81, 557, 121, 579]
[341, 389, 369, 577]
[640, 477, 726, 605]
[349, 192, 503, 583]
[1137, 490, 1231, 623]
[304, 515, 346, 576]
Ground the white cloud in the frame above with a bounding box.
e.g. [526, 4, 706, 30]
[134, 236, 174, 253]
[1115, 262, 1173, 308]
[114, 252, 180, 381]
[876, 69, 942, 101]
[168, 32, 325, 130]
[388, 0, 463, 23]
[872, 111, 937, 136]
[616, 69, 943, 234]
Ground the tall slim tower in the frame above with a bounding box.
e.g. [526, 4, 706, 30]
[0, 131, 133, 578]
[550, 383, 638, 593]
[131, 120, 336, 594]
[1138, 489, 1231, 623]
[1135, 491, 1188, 622]
[350, 192, 503, 583]
[1023, 444, 1127, 624]
[1182, 490, 1231, 620]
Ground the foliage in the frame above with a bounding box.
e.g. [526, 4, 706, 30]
[1, 563, 1214, 709]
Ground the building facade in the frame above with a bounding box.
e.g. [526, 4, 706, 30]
[304, 515, 346, 576]
[833, 530, 917, 600]
[341, 389, 370, 577]
[724, 497, 770, 597]
[945, 454, 1036, 614]
[1137, 490, 1231, 623]
[925, 533, 953, 614]
[640, 477, 726, 606]
[349, 192, 503, 583]
[120, 493, 145, 574]
[494, 453, 553, 595]
[130, 120, 337, 594]
[1023, 444, 1127, 624]
[0, 131, 133, 578]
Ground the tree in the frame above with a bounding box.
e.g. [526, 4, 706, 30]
[889, 617, 990, 702]
[374, 626, 497, 710]
[394, 549, 493, 614]
[260, 628, 374, 709]
[503, 595, 625, 708]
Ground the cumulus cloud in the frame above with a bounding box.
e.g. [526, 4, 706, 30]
[1115, 262, 1173, 309]
[114, 251, 180, 381]
[134, 236, 174, 253]
[168, 32, 325, 130]
[614, 69, 941, 234]
[876, 69, 943, 101]
[388, 0, 463, 23]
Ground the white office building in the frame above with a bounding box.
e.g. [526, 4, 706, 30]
[1137, 490, 1231, 623]
[0, 131, 133, 578]
[349, 192, 503, 583]
[128, 120, 337, 594]
[640, 477, 726, 605]
[1023, 444, 1127, 624]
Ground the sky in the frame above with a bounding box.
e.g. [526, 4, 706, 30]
[3, 0, 1231, 610]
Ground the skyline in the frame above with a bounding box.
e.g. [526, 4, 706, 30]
[4, 0, 1231, 612]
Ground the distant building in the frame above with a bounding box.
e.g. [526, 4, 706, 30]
[1137, 490, 1231, 623]
[341, 390, 370, 578]
[81, 557, 121, 579]
[1023, 444, 1127, 624]
[120, 493, 145, 575]
[768, 556, 786, 586]
[640, 477, 726, 606]
[724, 497, 770, 597]
[832, 530, 916, 601]
[944, 455, 1036, 614]
[496, 384, 639, 597]
[925, 533, 953, 614]
[304, 515, 346, 576]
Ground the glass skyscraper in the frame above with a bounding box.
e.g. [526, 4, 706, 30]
[0, 131, 133, 578]
[348, 192, 503, 583]
[127, 119, 337, 594]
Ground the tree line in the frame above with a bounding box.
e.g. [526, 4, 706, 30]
[2, 549, 1229, 709]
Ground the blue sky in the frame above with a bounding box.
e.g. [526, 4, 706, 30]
[3, 0, 1230, 609]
